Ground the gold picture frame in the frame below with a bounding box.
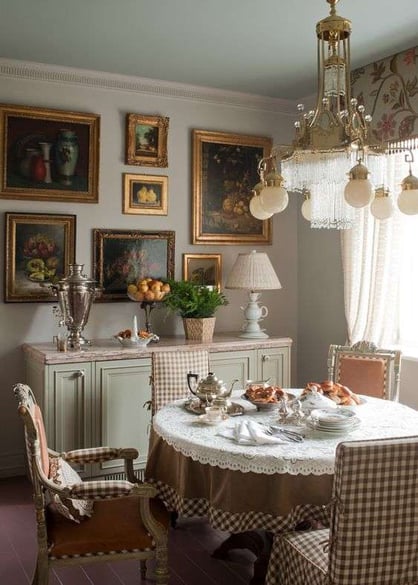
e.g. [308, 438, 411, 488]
[5, 212, 76, 302]
[123, 173, 168, 215]
[183, 253, 222, 291]
[126, 113, 169, 167]
[0, 103, 100, 202]
[93, 229, 175, 302]
[192, 129, 272, 245]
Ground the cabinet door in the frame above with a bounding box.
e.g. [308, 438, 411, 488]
[210, 350, 256, 388]
[257, 347, 291, 387]
[46, 363, 93, 475]
[94, 359, 152, 477]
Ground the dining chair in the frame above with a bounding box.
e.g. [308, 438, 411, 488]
[150, 349, 209, 413]
[14, 382, 169, 585]
[327, 340, 401, 400]
[267, 435, 418, 585]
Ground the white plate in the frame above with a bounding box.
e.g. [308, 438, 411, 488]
[197, 414, 228, 426]
[306, 417, 361, 434]
[311, 408, 357, 424]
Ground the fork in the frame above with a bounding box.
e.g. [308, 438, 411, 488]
[263, 425, 304, 442]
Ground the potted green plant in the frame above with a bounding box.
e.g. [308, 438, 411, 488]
[163, 279, 228, 341]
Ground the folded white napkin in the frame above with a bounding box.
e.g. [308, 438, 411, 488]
[218, 420, 286, 445]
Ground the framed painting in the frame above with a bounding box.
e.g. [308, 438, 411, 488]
[126, 113, 169, 167]
[192, 129, 272, 244]
[5, 212, 76, 302]
[93, 229, 175, 301]
[0, 104, 100, 202]
[183, 253, 222, 291]
[123, 173, 168, 215]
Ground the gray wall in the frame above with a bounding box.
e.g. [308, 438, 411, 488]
[0, 61, 301, 476]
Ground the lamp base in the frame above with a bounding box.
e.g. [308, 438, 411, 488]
[240, 330, 269, 339]
[239, 291, 270, 339]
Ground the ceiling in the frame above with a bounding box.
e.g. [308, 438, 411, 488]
[0, 0, 417, 100]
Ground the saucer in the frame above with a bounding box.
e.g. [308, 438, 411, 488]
[197, 414, 228, 425]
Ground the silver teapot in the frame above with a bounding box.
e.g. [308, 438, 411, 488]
[187, 371, 239, 408]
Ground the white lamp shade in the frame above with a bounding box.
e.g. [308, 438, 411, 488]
[301, 198, 312, 221]
[249, 194, 273, 220]
[370, 195, 394, 220]
[226, 250, 282, 291]
[398, 188, 418, 215]
[344, 179, 374, 208]
[259, 185, 289, 214]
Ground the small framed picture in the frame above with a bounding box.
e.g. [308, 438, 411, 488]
[5, 212, 76, 302]
[123, 173, 168, 215]
[126, 113, 169, 167]
[183, 253, 222, 291]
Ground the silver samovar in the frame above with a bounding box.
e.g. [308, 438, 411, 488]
[51, 264, 100, 349]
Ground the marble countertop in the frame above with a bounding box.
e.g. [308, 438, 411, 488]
[22, 334, 293, 365]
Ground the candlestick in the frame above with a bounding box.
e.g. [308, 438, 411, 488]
[132, 315, 139, 340]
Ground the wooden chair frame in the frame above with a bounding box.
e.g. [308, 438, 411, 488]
[14, 382, 169, 585]
[327, 340, 401, 400]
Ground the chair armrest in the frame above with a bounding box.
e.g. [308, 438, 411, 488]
[68, 479, 157, 500]
[61, 446, 139, 464]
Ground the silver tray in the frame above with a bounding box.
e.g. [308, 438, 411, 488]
[184, 400, 244, 417]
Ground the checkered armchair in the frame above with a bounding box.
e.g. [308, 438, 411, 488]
[267, 435, 418, 585]
[327, 340, 401, 400]
[14, 382, 169, 585]
[151, 349, 209, 413]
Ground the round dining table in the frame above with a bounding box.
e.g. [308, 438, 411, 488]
[145, 393, 418, 583]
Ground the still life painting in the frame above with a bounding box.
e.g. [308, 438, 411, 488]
[192, 130, 272, 244]
[123, 173, 168, 215]
[93, 229, 175, 301]
[0, 104, 100, 202]
[5, 212, 76, 302]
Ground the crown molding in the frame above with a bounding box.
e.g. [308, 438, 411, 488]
[0, 58, 297, 115]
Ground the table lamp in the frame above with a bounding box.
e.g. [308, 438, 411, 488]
[225, 250, 282, 338]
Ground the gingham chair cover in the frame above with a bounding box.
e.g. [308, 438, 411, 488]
[269, 436, 418, 585]
[151, 350, 209, 413]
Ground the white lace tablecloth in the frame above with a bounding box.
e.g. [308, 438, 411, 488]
[153, 394, 418, 476]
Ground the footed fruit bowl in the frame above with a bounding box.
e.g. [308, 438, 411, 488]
[114, 329, 159, 347]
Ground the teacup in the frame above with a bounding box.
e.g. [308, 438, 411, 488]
[204, 406, 225, 422]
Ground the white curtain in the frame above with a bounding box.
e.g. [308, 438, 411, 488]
[341, 152, 417, 347]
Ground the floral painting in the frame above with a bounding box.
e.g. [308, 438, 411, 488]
[5, 213, 76, 302]
[352, 45, 418, 142]
[93, 229, 175, 301]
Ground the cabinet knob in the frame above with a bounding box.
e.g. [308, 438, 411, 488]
[262, 354, 270, 362]
[77, 370, 85, 378]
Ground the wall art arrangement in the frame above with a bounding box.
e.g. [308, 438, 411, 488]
[0, 104, 100, 203]
[93, 228, 175, 301]
[192, 130, 272, 245]
[126, 113, 169, 167]
[123, 173, 168, 215]
[5, 212, 76, 302]
[183, 253, 222, 291]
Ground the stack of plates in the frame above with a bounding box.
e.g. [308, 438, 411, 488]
[307, 408, 360, 434]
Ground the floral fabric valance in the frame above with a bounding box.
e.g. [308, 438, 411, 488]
[352, 46, 418, 143]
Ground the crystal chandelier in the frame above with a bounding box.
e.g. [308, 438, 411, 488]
[250, 0, 418, 229]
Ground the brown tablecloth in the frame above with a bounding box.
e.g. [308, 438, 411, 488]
[145, 429, 333, 532]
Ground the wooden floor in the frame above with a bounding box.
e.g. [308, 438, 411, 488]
[0, 476, 256, 585]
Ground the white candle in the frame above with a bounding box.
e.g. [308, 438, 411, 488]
[132, 315, 139, 340]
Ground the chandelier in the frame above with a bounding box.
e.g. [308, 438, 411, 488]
[249, 0, 418, 229]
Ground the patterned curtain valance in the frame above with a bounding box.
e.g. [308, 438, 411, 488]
[352, 46, 418, 143]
